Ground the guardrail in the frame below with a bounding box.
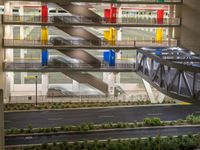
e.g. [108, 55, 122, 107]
[2, 15, 181, 26]
[3, 39, 178, 48]
[2, 0, 183, 4]
[3, 62, 136, 71]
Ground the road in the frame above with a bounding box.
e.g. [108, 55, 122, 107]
[5, 126, 200, 146]
[5, 104, 200, 129]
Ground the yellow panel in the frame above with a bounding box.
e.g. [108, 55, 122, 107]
[155, 28, 163, 43]
[104, 28, 117, 45]
[41, 27, 48, 44]
[104, 30, 110, 41]
[110, 27, 116, 45]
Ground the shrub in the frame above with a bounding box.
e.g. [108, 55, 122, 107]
[80, 123, 90, 131]
[186, 114, 200, 124]
[144, 117, 162, 126]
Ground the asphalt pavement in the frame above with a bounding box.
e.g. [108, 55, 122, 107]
[5, 104, 200, 129]
[6, 125, 200, 146]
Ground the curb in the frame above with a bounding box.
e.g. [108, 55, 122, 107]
[4, 103, 180, 113]
[6, 124, 200, 137]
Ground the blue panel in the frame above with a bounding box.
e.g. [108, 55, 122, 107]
[155, 48, 162, 56]
[103, 50, 116, 66]
[109, 50, 115, 66]
[103, 51, 110, 62]
[42, 49, 48, 66]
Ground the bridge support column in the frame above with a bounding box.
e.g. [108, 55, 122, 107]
[143, 79, 165, 103]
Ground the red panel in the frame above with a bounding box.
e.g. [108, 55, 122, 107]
[157, 9, 164, 24]
[110, 5, 117, 23]
[104, 9, 110, 23]
[41, 5, 48, 22]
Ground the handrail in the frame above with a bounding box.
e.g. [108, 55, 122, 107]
[3, 62, 136, 70]
[2, 15, 181, 26]
[3, 39, 178, 48]
[2, 0, 183, 4]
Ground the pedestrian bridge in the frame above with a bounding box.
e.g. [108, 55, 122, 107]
[136, 47, 200, 102]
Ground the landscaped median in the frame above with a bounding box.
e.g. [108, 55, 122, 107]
[5, 114, 200, 135]
[4, 99, 176, 111]
[5, 132, 200, 150]
[5, 115, 200, 150]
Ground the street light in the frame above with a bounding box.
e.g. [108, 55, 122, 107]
[35, 76, 38, 106]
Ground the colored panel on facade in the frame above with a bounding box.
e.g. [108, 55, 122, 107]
[157, 0, 164, 2]
[109, 27, 116, 45]
[103, 51, 110, 62]
[41, 26, 48, 66]
[109, 50, 115, 66]
[104, 9, 110, 23]
[41, 5, 48, 22]
[103, 50, 116, 66]
[155, 28, 163, 43]
[157, 9, 164, 24]
[155, 48, 162, 56]
[104, 30, 110, 41]
[41, 27, 48, 44]
[104, 28, 116, 45]
[42, 50, 48, 66]
[110, 5, 117, 23]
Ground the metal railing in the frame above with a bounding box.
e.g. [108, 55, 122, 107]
[3, 62, 136, 71]
[3, 39, 178, 48]
[2, 15, 181, 26]
[2, 0, 183, 3]
[99, 0, 182, 2]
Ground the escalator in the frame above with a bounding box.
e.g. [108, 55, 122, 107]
[50, 37, 101, 67]
[50, 3, 108, 94]
[49, 55, 108, 94]
[57, 3, 101, 19]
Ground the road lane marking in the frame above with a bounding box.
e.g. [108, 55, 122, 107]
[178, 102, 191, 105]
[98, 115, 114, 118]
[25, 136, 33, 140]
[48, 118, 63, 121]
[147, 113, 163, 116]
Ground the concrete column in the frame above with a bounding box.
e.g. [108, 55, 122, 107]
[0, 6, 5, 149]
[0, 15, 5, 150]
[115, 6, 123, 85]
[42, 73, 48, 96]
[174, 4, 182, 45]
[72, 80, 79, 94]
[103, 72, 115, 96]
[168, 5, 174, 41]
[0, 90, 4, 150]
[116, 28, 122, 84]
[4, 2, 13, 100]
